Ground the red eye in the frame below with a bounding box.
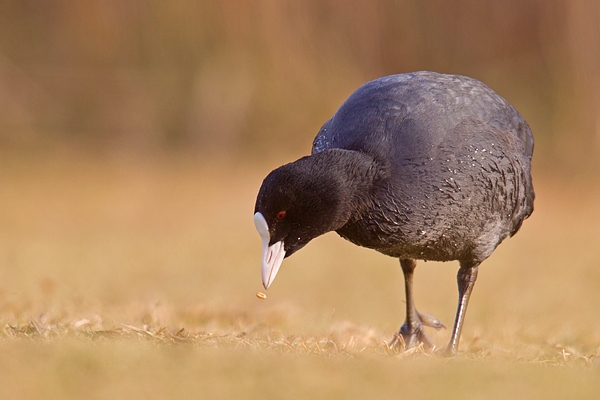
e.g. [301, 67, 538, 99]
[276, 211, 287, 220]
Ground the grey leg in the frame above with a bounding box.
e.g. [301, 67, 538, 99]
[390, 259, 445, 350]
[444, 261, 479, 356]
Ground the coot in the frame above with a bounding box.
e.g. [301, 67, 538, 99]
[254, 71, 534, 355]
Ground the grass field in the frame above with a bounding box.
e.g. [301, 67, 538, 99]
[1, 151, 599, 399]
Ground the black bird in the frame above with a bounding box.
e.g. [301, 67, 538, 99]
[254, 71, 534, 355]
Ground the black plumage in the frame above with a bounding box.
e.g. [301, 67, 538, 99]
[254, 71, 534, 355]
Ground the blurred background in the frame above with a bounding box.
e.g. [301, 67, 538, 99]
[0, 0, 599, 172]
[0, 0, 599, 344]
[3, 3, 600, 397]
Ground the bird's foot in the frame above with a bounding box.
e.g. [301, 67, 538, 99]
[416, 311, 445, 331]
[442, 338, 463, 357]
[389, 311, 445, 352]
[395, 323, 435, 350]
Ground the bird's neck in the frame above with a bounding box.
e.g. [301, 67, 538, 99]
[310, 149, 382, 230]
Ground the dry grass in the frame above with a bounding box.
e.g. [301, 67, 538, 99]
[1, 151, 600, 399]
[1, 315, 596, 365]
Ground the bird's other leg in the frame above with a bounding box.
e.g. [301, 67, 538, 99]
[390, 259, 445, 351]
[444, 261, 480, 356]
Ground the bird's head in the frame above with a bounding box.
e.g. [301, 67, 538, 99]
[254, 154, 355, 289]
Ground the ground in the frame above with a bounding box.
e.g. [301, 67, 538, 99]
[0, 151, 599, 399]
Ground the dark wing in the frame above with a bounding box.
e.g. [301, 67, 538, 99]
[313, 72, 534, 261]
[312, 71, 533, 161]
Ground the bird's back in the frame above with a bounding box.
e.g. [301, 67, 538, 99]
[313, 72, 534, 264]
